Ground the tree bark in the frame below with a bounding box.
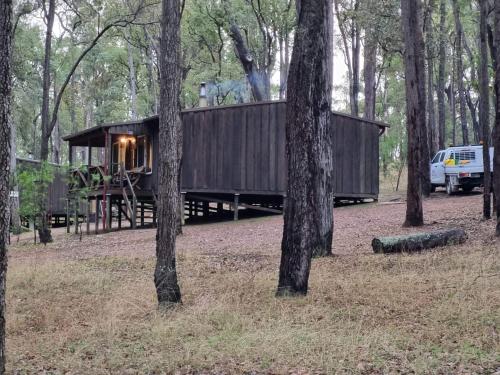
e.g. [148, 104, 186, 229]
[425, 0, 438, 157]
[334, 0, 354, 115]
[154, 0, 182, 306]
[437, 0, 446, 149]
[38, 0, 55, 244]
[372, 228, 467, 253]
[9, 111, 20, 234]
[0, 0, 13, 371]
[126, 28, 138, 120]
[277, 0, 334, 296]
[401, 0, 425, 227]
[493, 0, 500, 235]
[51, 80, 60, 164]
[451, 0, 469, 145]
[351, 0, 360, 117]
[363, 0, 377, 121]
[480, 0, 492, 220]
[227, 21, 266, 102]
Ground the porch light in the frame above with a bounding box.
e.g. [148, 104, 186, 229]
[120, 137, 127, 144]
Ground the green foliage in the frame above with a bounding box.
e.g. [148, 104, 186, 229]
[17, 162, 55, 223]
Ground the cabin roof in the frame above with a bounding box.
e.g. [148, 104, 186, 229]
[63, 100, 390, 146]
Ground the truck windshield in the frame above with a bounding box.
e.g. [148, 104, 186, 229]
[432, 153, 441, 164]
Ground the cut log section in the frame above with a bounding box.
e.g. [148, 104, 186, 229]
[372, 228, 467, 254]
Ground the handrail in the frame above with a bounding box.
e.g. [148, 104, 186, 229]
[120, 162, 137, 229]
[121, 163, 137, 202]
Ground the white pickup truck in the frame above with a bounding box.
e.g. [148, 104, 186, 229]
[430, 145, 494, 195]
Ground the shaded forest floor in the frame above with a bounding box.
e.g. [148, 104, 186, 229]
[7, 190, 500, 374]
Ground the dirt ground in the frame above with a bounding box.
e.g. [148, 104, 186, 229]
[9, 190, 498, 265]
[6, 190, 500, 374]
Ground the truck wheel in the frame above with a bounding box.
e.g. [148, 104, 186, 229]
[446, 178, 455, 196]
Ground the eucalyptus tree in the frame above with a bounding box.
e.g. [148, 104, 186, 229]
[401, 0, 425, 227]
[479, 0, 491, 219]
[277, 0, 334, 296]
[0, 0, 13, 370]
[493, 0, 500, 236]
[451, 0, 469, 145]
[154, 0, 182, 306]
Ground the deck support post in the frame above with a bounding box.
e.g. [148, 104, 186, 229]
[203, 201, 209, 218]
[140, 201, 145, 227]
[106, 195, 112, 230]
[233, 194, 240, 221]
[74, 197, 79, 234]
[86, 199, 90, 235]
[132, 196, 137, 229]
[180, 192, 186, 225]
[217, 202, 223, 216]
[95, 197, 100, 234]
[66, 198, 71, 233]
[118, 198, 122, 229]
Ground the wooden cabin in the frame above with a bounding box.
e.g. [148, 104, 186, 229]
[63, 100, 389, 233]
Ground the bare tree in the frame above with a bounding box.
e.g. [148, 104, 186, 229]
[401, 0, 425, 227]
[154, 0, 182, 306]
[479, 0, 492, 219]
[277, 0, 334, 296]
[0, 0, 13, 370]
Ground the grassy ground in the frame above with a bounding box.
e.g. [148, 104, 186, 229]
[6, 193, 500, 374]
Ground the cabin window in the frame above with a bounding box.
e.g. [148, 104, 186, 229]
[136, 136, 152, 172]
[439, 152, 445, 162]
[113, 135, 152, 172]
[431, 152, 441, 164]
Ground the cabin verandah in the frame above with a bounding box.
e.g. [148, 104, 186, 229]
[65, 120, 158, 234]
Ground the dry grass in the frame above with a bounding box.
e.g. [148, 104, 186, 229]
[6, 194, 500, 374]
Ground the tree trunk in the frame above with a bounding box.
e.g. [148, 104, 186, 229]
[372, 228, 466, 253]
[144, 27, 158, 114]
[401, 0, 425, 227]
[154, 0, 182, 307]
[69, 74, 78, 133]
[425, 0, 438, 157]
[480, 0, 492, 220]
[277, 0, 334, 296]
[0, 0, 13, 370]
[351, 0, 360, 116]
[9, 111, 21, 234]
[334, 0, 354, 114]
[126, 29, 138, 120]
[418, 0, 432, 198]
[437, 0, 446, 149]
[451, 0, 469, 145]
[493, 0, 500, 235]
[51, 80, 60, 164]
[363, 2, 377, 121]
[227, 20, 266, 102]
[38, 0, 55, 244]
[449, 51, 457, 146]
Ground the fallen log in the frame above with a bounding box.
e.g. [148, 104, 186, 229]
[372, 228, 467, 254]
